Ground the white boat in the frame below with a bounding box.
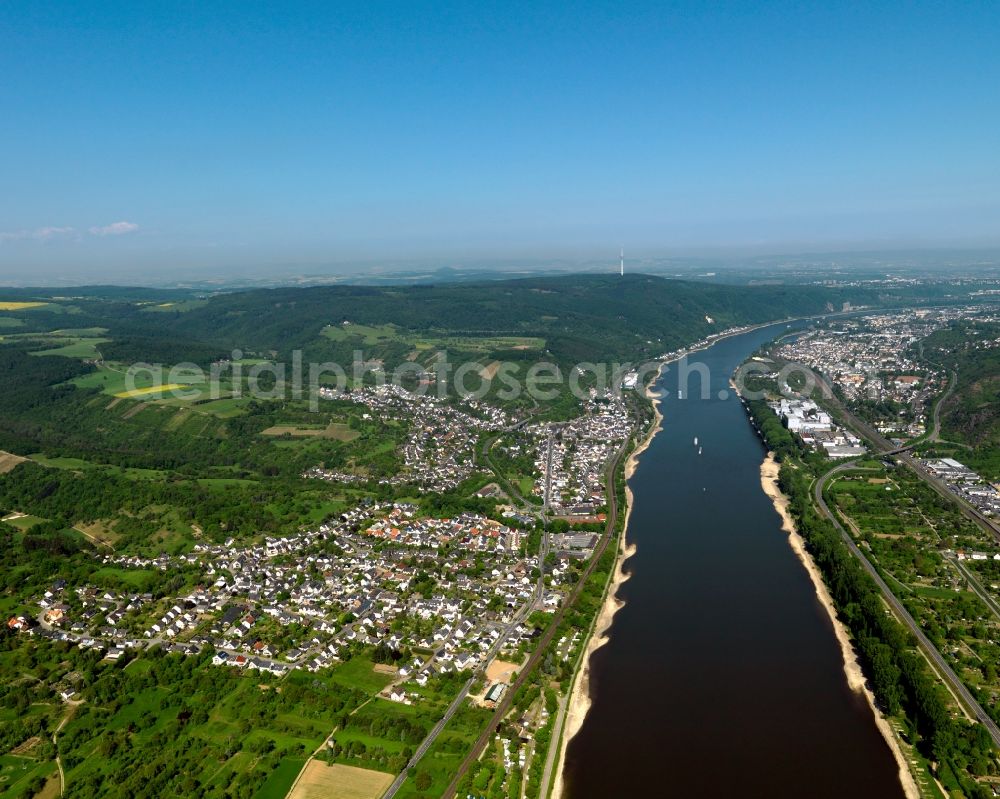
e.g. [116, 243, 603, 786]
[678, 389, 683, 399]
[698, 446, 702, 455]
[693, 436, 698, 446]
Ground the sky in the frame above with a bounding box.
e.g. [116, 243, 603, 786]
[1, 1, 999, 281]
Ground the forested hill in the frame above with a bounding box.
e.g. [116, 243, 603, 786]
[921, 320, 1000, 478]
[0, 274, 879, 370]
[130, 274, 873, 364]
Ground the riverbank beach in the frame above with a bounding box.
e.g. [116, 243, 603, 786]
[760, 452, 920, 799]
[549, 363, 663, 798]
[559, 320, 905, 799]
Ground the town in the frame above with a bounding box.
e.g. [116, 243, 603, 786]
[14, 502, 558, 685]
[770, 306, 1000, 442]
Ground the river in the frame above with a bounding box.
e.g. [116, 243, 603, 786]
[561, 322, 904, 798]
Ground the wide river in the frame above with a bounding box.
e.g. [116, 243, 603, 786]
[561, 322, 904, 798]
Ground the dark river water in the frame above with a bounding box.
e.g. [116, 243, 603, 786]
[561, 323, 904, 799]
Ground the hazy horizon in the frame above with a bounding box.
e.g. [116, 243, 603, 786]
[2, 246, 1000, 290]
[2, 2, 998, 282]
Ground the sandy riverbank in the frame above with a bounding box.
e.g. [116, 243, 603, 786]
[760, 452, 920, 799]
[549, 320, 796, 797]
[549, 369, 664, 798]
[549, 520, 637, 799]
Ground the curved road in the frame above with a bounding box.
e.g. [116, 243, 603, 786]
[803, 366, 1000, 539]
[927, 371, 956, 444]
[814, 462, 1000, 747]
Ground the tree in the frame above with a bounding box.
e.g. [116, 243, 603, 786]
[414, 771, 433, 790]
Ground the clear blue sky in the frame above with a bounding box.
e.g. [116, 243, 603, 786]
[1, 1, 999, 279]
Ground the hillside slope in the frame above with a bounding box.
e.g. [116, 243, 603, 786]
[143, 274, 873, 364]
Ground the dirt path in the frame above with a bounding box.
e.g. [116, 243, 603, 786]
[282, 697, 374, 799]
[52, 702, 79, 796]
[0, 450, 28, 474]
[71, 526, 113, 549]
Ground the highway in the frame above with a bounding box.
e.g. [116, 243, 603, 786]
[948, 555, 1000, 624]
[927, 371, 956, 444]
[814, 461, 1000, 747]
[806, 367, 1000, 540]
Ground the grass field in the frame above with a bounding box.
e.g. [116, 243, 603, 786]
[320, 322, 545, 354]
[0, 755, 57, 797]
[30, 337, 109, 359]
[74, 364, 256, 409]
[140, 299, 209, 313]
[262, 422, 359, 441]
[90, 566, 163, 590]
[328, 657, 396, 694]
[191, 397, 254, 418]
[75, 365, 187, 397]
[76, 364, 205, 397]
[28, 453, 169, 481]
[74, 521, 121, 547]
[322, 322, 400, 344]
[394, 704, 492, 799]
[251, 756, 307, 799]
[413, 334, 545, 352]
[0, 301, 48, 311]
[287, 761, 393, 799]
[1, 514, 47, 530]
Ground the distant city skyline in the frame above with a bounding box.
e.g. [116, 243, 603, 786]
[1, 1, 998, 280]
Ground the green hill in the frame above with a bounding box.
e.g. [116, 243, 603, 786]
[129, 273, 873, 365]
[921, 319, 1000, 478]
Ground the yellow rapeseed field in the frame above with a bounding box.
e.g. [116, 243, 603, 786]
[114, 383, 189, 398]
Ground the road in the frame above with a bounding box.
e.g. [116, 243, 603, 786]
[536, 693, 568, 799]
[542, 428, 556, 511]
[805, 367, 1000, 540]
[381, 522, 549, 799]
[926, 371, 956, 444]
[380, 675, 476, 799]
[948, 555, 1000, 622]
[437, 433, 634, 799]
[814, 462, 1000, 747]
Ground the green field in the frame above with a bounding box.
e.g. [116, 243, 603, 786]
[28, 453, 169, 481]
[262, 422, 359, 441]
[412, 334, 545, 352]
[30, 337, 110, 359]
[189, 397, 254, 418]
[328, 657, 396, 695]
[140, 299, 210, 313]
[322, 322, 400, 344]
[1, 514, 47, 530]
[73, 363, 209, 400]
[251, 757, 306, 799]
[321, 322, 545, 355]
[394, 704, 492, 799]
[0, 755, 57, 798]
[90, 566, 162, 591]
[21, 647, 396, 799]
